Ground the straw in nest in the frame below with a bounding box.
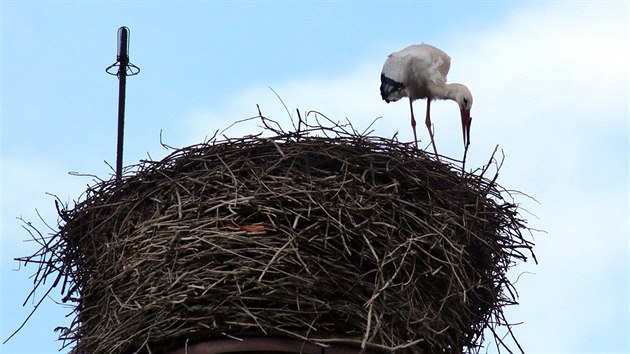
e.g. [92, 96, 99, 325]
[14, 113, 536, 354]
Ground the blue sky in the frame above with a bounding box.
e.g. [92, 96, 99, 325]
[1, 1, 628, 353]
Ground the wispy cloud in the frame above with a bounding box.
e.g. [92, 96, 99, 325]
[179, 3, 628, 353]
[2, 2, 626, 353]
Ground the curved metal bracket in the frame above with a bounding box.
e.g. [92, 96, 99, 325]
[106, 61, 140, 77]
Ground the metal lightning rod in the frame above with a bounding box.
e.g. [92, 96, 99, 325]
[106, 26, 140, 182]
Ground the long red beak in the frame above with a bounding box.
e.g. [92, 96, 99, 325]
[460, 109, 471, 148]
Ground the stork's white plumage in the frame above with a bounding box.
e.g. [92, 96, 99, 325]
[380, 43, 473, 160]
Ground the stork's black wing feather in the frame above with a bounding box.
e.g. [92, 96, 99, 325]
[380, 73, 404, 103]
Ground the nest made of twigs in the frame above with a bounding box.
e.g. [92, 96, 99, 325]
[17, 114, 535, 354]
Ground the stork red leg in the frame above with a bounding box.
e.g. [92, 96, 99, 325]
[409, 98, 419, 149]
[425, 99, 440, 160]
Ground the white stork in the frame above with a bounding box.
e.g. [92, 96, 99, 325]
[380, 43, 473, 160]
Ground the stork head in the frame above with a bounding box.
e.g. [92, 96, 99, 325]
[449, 83, 473, 148]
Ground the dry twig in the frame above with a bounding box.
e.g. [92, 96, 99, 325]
[12, 114, 535, 354]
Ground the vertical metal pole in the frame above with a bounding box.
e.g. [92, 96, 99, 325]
[116, 28, 129, 182]
[107, 26, 138, 182]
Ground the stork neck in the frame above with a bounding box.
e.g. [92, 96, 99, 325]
[440, 83, 461, 101]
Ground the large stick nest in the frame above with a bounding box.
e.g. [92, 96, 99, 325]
[17, 114, 535, 354]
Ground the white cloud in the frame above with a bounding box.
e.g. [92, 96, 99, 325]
[1, 156, 79, 352]
[3, 2, 625, 353]
[183, 3, 628, 167]
[1, 156, 90, 251]
[179, 3, 628, 353]
[178, 60, 390, 146]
